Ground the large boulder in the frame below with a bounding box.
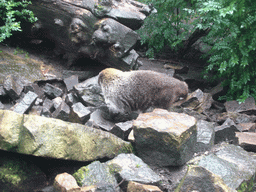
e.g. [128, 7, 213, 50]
[106, 153, 162, 185]
[28, 0, 155, 70]
[188, 144, 256, 191]
[73, 161, 119, 191]
[133, 108, 197, 166]
[0, 110, 133, 161]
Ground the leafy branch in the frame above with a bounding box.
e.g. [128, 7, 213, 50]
[0, 0, 37, 42]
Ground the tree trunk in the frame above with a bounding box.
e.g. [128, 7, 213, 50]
[28, 0, 154, 70]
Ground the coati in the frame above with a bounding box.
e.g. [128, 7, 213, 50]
[98, 68, 188, 121]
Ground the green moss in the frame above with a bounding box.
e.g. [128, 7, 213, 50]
[108, 163, 122, 175]
[73, 166, 90, 186]
[237, 175, 256, 192]
[118, 143, 134, 154]
[0, 158, 28, 186]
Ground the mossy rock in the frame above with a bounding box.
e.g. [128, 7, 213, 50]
[0, 154, 46, 192]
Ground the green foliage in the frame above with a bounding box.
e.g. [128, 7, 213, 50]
[138, 0, 256, 102]
[191, 0, 256, 102]
[0, 0, 37, 42]
[137, 0, 197, 58]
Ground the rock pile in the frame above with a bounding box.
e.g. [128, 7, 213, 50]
[1, 52, 256, 191]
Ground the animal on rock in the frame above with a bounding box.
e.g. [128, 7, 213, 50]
[98, 68, 188, 121]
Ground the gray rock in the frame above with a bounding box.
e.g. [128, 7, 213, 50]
[195, 120, 215, 153]
[0, 101, 5, 110]
[74, 75, 105, 107]
[198, 153, 243, 190]
[70, 102, 91, 124]
[0, 109, 133, 161]
[0, 49, 62, 85]
[52, 101, 70, 121]
[52, 97, 63, 109]
[12, 91, 38, 114]
[197, 144, 256, 190]
[73, 161, 119, 191]
[62, 70, 96, 82]
[0, 85, 6, 96]
[43, 83, 63, 99]
[133, 108, 197, 166]
[42, 98, 54, 117]
[176, 165, 234, 192]
[89, 108, 115, 131]
[3, 75, 25, 100]
[106, 153, 161, 185]
[64, 75, 79, 92]
[24, 83, 44, 98]
[224, 97, 256, 114]
[29, 105, 43, 116]
[28, 0, 153, 70]
[111, 121, 133, 140]
[181, 89, 213, 113]
[65, 92, 79, 106]
[214, 118, 240, 144]
[235, 132, 256, 152]
[237, 123, 256, 132]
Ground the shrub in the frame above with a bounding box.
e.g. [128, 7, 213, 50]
[191, 0, 256, 102]
[138, 0, 256, 102]
[137, 0, 197, 58]
[0, 0, 37, 43]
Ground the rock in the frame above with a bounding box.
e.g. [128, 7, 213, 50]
[0, 110, 133, 161]
[70, 102, 91, 124]
[0, 154, 47, 192]
[3, 75, 25, 100]
[35, 97, 44, 105]
[53, 96, 63, 109]
[74, 75, 105, 107]
[0, 110, 24, 150]
[133, 108, 197, 166]
[212, 111, 256, 124]
[176, 165, 234, 192]
[196, 144, 256, 190]
[181, 89, 213, 113]
[44, 83, 63, 99]
[52, 101, 70, 121]
[237, 122, 256, 132]
[73, 161, 119, 191]
[0, 101, 5, 110]
[64, 75, 79, 92]
[24, 83, 44, 98]
[89, 108, 115, 131]
[208, 82, 225, 100]
[12, 91, 38, 114]
[195, 120, 215, 153]
[0, 49, 62, 85]
[62, 70, 96, 82]
[127, 181, 162, 192]
[236, 132, 256, 152]
[106, 153, 161, 185]
[214, 118, 240, 144]
[42, 97, 54, 117]
[54, 172, 80, 192]
[28, 0, 153, 70]
[111, 121, 133, 140]
[224, 97, 256, 114]
[0, 84, 6, 96]
[29, 105, 43, 116]
[65, 92, 79, 106]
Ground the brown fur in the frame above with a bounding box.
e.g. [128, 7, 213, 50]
[98, 68, 188, 121]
